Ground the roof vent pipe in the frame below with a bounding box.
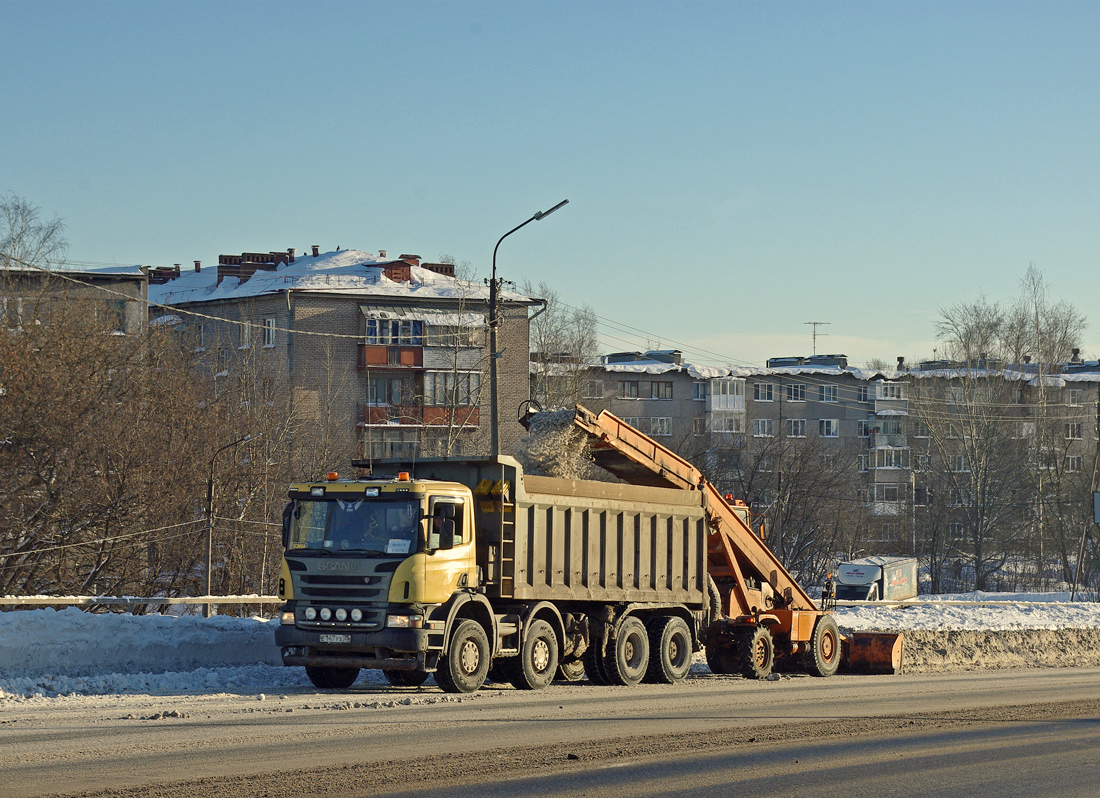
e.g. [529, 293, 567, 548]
[311, 245, 319, 257]
[287, 248, 295, 263]
[194, 260, 201, 272]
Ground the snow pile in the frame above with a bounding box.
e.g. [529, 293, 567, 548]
[836, 593, 1100, 632]
[515, 409, 604, 480]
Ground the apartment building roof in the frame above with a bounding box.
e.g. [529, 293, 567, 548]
[148, 248, 536, 307]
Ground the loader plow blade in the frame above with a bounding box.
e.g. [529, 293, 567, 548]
[841, 632, 904, 674]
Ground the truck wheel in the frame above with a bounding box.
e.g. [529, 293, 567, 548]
[583, 633, 612, 685]
[555, 658, 586, 682]
[435, 619, 490, 694]
[305, 665, 360, 689]
[804, 614, 841, 677]
[383, 669, 430, 687]
[736, 626, 774, 679]
[504, 619, 559, 690]
[603, 616, 649, 686]
[644, 616, 693, 684]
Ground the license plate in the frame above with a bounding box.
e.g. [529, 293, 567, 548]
[319, 634, 351, 644]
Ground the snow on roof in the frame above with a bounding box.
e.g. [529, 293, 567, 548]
[148, 249, 536, 307]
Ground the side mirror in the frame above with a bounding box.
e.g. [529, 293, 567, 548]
[436, 503, 456, 519]
[439, 519, 456, 550]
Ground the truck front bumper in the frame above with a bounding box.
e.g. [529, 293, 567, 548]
[274, 625, 434, 672]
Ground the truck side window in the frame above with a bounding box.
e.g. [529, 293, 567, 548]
[429, 500, 463, 551]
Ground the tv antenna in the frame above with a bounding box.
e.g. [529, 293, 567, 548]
[803, 321, 830, 355]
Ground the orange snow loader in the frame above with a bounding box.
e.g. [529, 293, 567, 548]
[569, 405, 902, 676]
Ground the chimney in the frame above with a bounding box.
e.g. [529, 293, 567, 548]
[194, 260, 201, 272]
[1072, 347, 1082, 363]
[311, 245, 319, 257]
[897, 356, 905, 370]
[287, 248, 295, 263]
[379, 249, 388, 258]
[1023, 355, 1031, 364]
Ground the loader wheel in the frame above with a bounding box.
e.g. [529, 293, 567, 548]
[435, 619, 490, 694]
[737, 626, 774, 679]
[705, 642, 738, 675]
[804, 614, 841, 677]
[305, 665, 360, 689]
[645, 616, 693, 684]
[604, 616, 650, 686]
[504, 619, 559, 690]
[583, 631, 612, 685]
[556, 658, 586, 682]
[383, 669, 429, 687]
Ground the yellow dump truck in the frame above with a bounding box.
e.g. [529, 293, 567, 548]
[275, 407, 898, 693]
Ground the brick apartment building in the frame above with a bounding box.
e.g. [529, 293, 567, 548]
[149, 247, 541, 462]
[1, 263, 148, 333]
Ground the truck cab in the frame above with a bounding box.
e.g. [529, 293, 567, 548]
[275, 470, 478, 689]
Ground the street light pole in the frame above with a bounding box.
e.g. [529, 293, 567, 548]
[204, 433, 261, 617]
[488, 199, 568, 457]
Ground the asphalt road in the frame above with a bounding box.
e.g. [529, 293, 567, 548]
[4, 667, 1099, 798]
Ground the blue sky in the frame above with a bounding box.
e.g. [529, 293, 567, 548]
[4, 1, 1099, 367]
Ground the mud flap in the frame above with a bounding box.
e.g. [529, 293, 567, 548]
[841, 632, 904, 674]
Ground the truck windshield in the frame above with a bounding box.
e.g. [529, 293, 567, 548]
[288, 498, 420, 556]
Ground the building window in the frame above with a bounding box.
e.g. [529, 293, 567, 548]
[857, 420, 871, 438]
[914, 454, 930, 471]
[216, 348, 229, 376]
[712, 413, 745, 434]
[424, 371, 481, 406]
[819, 384, 838, 403]
[1066, 422, 1083, 440]
[365, 318, 424, 346]
[693, 381, 706, 401]
[875, 448, 910, 469]
[786, 384, 806, 402]
[819, 419, 839, 437]
[878, 382, 907, 400]
[195, 323, 206, 351]
[368, 375, 417, 406]
[857, 385, 871, 403]
[1066, 388, 1084, 407]
[649, 417, 672, 436]
[858, 454, 869, 472]
[1067, 455, 1083, 473]
[786, 418, 806, 437]
[913, 420, 930, 438]
[692, 417, 706, 436]
[650, 381, 673, 400]
[753, 418, 774, 437]
[821, 453, 835, 467]
[584, 380, 602, 399]
[953, 454, 969, 472]
[874, 484, 900, 502]
[948, 386, 965, 405]
[947, 522, 966, 539]
[619, 380, 640, 398]
[880, 418, 904, 436]
[239, 320, 251, 349]
[754, 383, 774, 402]
[262, 316, 275, 347]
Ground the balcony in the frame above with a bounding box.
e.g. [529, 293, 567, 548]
[361, 404, 480, 427]
[358, 344, 423, 370]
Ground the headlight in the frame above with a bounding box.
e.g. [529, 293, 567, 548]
[280, 611, 295, 625]
[386, 614, 424, 629]
[335, 608, 348, 621]
[304, 607, 317, 620]
[319, 607, 332, 621]
[350, 609, 363, 622]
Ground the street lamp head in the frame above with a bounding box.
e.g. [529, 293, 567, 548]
[534, 199, 569, 221]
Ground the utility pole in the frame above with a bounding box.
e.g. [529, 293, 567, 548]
[803, 321, 830, 356]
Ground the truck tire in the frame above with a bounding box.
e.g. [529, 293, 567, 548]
[583, 633, 612, 685]
[705, 642, 738, 675]
[383, 669, 430, 687]
[305, 665, 360, 689]
[706, 574, 723, 624]
[645, 616, 692, 684]
[504, 619, 559, 690]
[804, 614, 841, 677]
[736, 626, 774, 679]
[435, 619, 490, 694]
[555, 658, 586, 682]
[603, 616, 649, 686]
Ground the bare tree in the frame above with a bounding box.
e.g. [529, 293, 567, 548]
[1, 194, 68, 271]
[523, 281, 599, 410]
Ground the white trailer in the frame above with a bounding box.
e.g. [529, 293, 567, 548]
[835, 556, 918, 601]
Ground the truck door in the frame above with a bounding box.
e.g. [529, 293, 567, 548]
[421, 496, 476, 603]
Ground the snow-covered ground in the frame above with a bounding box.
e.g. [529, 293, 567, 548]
[2, 593, 1099, 700]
